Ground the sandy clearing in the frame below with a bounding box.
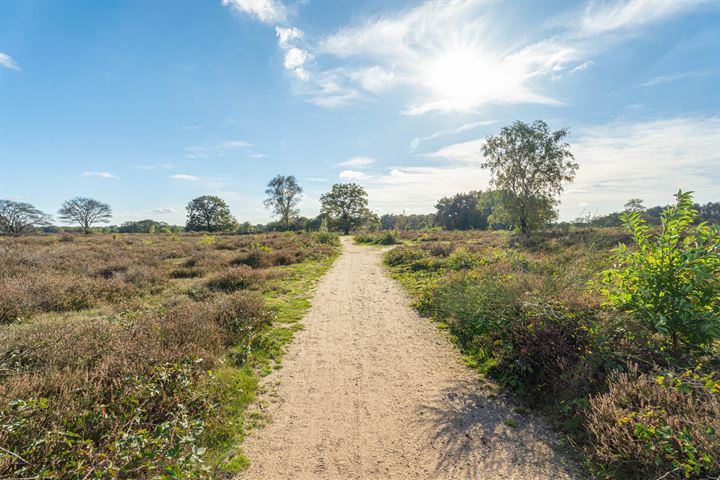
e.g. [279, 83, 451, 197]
[239, 237, 578, 479]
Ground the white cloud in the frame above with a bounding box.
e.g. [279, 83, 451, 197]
[133, 163, 174, 170]
[306, 177, 328, 182]
[0, 52, 20, 71]
[185, 140, 253, 158]
[638, 70, 711, 87]
[335, 156, 376, 168]
[263, 0, 700, 113]
[83, 171, 118, 179]
[339, 170, 369, 180]
[563, 116, 720, 217]
[171, 174, 198, 181]
[419, 120, 497, 143]
[221, 0, 287, 24]
[427, 138, 486, 163]
[575, 0, 699, 35]
[152, 208, 177, 214]
[570, 61, 593, 74]
[247, 152, 267, 159]
[275, 26, 313, 80]
[276, 26, 303, 48]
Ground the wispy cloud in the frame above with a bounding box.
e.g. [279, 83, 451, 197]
[564, 116, 719, 215]
[185, 139, 253, 158]
[133, 163, 174, 170]
[339, 170, 369, 180]
[83, 171, 119, 179]
[246, 0, 700, 113]
[415, 120, 497, 147]
[574, 0, 700, 35]
[152, 208, 177, 214]
[335, 156, 376, 168]
[637, 70, 712, 87]
[221, 0, 287, 24]
[171, 174, 198, 181]
[0, 52, 20, 71]
[306, 177, 328, 182]
[426, 138, 487, 163]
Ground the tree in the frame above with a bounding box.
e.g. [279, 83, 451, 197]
[0, 200, 52, 234]
[434, 191, 487, 230]
[185, 195, 237, 232]
[600, 191, 719, 353]
[58, 197, 112, 234]
[624, 198, 646, 213]
[319, 183, 371, 235]
[264, 175, 303, 230]
[481, 120, 578, 233]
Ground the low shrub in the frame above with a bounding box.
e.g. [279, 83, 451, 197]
[587, 367, 720, 479]
[355, 231, 399, 245]
[206, 266, 267, 292]
[384, 246, 427, 267]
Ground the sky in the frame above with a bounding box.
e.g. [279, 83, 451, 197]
[1, 0, 719, 226]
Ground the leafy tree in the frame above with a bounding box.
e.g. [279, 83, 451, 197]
[624, 198, 646, 213]
[380, 213, 435, 231]
[435, 191, 487, 230]
[58, 197, 112, 234]
[482, 120, 577, 233]
[118, 219, 177, 233]
[185, 195, 237, 232]
[319, 183, 371, 235]
[477, 190, 514, 230]
[0, 200, 52, 234]
[264, 175, 303, 230]
[600, 191, 720, 353]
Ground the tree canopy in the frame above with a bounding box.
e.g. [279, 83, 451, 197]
[185, 195, 237, 232]
[319, 183, 370, 235]
[58, 197, 112, 234]
[435, 191, 487, 230]
[264, 175, 303, 230]
[482, 120, 577, 233]
[0, 200, 51, 235]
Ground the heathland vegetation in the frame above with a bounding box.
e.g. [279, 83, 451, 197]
[1, 120, 718, 479]
[0, 232, 339, 477]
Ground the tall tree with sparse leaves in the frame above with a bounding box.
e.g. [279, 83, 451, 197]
[481, 120, 577, 233]
[58, 197, 112, 234]
[320, 183, 370, 235]
[185, 195, 237, 232]
[264, 175, 303, 230]
[0, 200, 52, 234]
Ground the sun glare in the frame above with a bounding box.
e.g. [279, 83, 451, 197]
[420, 45, 519, 112]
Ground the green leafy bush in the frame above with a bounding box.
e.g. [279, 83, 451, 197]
[600, 191, 720, 353]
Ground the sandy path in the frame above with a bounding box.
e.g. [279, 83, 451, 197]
[239, 237, 578, 479]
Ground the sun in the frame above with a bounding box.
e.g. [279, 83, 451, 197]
[418, 44, 518, 112]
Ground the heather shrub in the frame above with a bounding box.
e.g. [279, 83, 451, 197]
[587, 367, 720, 479]
[206, 266, 266, 292]
[355, 231, 399, 245]
[384, 246, 427, 266]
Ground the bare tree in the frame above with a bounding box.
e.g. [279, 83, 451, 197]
[264, 175, 303, 230]
[0, 200, 51, 235]
[58, 197, 112, 234]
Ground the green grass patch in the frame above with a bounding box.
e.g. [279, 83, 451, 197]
[205, 252, 339, 475]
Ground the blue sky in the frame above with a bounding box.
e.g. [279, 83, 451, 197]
[1, 0, 718, 225]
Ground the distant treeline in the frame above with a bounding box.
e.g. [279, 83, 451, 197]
[15, 194, 720, 235]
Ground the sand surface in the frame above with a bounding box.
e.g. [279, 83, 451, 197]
[239, 237, 578, 479]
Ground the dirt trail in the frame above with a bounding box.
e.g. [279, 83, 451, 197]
[239, 237, 578, 479]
